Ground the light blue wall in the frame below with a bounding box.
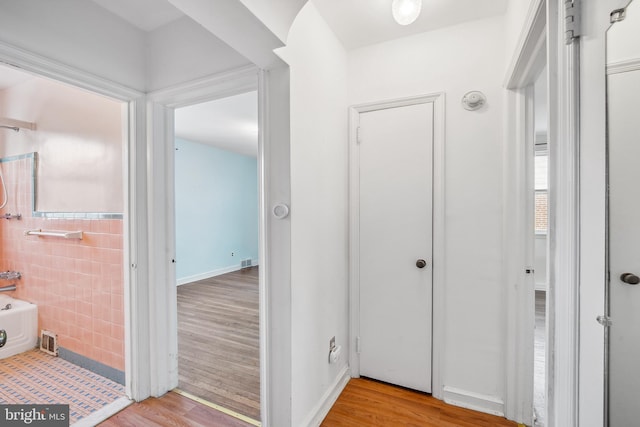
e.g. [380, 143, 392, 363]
[175, 138, 258, 283]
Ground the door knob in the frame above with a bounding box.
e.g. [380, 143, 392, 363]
[416, 259, 427, 269]
[620, 273, 640, 285]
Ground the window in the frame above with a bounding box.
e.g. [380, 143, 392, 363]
[535, 144, 548, 234]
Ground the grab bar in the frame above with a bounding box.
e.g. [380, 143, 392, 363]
[24, 229, 83, 239]
[0, 271, 20, 280]
[0, 285, 16, 292]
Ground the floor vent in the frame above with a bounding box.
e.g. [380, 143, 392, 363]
[40, 330, 58, 356]
[241, 259, 252, 268]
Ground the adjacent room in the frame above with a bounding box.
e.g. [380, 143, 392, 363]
[533, 66, 549, 427]
[174, 91, 260, 423]
[0, 63, 128, 425]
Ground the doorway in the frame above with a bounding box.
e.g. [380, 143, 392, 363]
[173, 90, 261, 424]
[0, 60, 132, 424]
[532, 66, 549, 427]
[349, 93, 445, 396]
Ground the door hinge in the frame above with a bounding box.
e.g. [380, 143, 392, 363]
[564, 0, 581, 45]
[355, 336, 361, 354]
[610, 8, 626, 24]
[356, 126, 362, 144]
[596, 315, 612, 327]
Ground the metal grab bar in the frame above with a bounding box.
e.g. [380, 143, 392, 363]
[24, 229, 83, 239]
[0, 285, 16, 292]
[0, 271, 20, 280]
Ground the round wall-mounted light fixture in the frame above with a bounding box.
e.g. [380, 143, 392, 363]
[461, 91, 487, 111]
[392, 0, 422, 26]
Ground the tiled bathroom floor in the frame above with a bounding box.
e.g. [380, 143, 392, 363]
[0, 349, 125, 425]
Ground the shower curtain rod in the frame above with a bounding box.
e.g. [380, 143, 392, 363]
[0, 117, 36, 132]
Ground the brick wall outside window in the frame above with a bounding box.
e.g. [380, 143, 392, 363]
[535, 191, 548, 233]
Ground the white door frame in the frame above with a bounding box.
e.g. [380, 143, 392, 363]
[348, 93, 445, 398]
[147, 65, 292, 426]
[0, 41, 145, 401]
[146, 65, 259, 398]
[503, 0, 581, 425]
[503, 1, 545, 423]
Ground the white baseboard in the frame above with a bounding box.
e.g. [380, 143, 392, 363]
[302, 366, 350, 427]
[442, 386, 505, 417]
[177, 259, 259, 286]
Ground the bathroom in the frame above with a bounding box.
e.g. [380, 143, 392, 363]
[0, 63, 127, 424]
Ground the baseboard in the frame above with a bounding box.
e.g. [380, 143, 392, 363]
[58, 347, 125, 385]
[177, 259, 259, 286]
[302, 366, 350, 427]
[442, 386, 505, 417]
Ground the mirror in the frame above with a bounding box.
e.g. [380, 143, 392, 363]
[0, 62, 124, 218]
[606, 1, 640, 425]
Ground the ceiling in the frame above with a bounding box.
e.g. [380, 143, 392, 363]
[175, 91, 258, 157]
[313, 0, 509, 50]
[88, 0, 509, 50]
[90, 0, 184, 32]
[3, 0, 506, 155]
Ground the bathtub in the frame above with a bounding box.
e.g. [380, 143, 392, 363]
[0, 295, 38, 359]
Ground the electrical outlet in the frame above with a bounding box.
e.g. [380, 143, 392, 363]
[329, 336, 336, 351]
[231, 252, 235, 256]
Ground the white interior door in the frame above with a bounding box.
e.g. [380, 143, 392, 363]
[608, 67, 640, 426]
[358, 102, 433, 393]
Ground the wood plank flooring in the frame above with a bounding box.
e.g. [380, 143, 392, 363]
[321, 378, 518, 427]
[100, 377, 520, 426]
[98, 391, 253, 427]
[177, 267, 260, 421]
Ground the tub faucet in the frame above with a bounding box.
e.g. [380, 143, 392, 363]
[0, 303, 10, 310]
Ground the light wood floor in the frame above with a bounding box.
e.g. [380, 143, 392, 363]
[100, 378, 520, 426]
[321, 378, 518, 427]
[177, 267, 260, 421]
[98, 391, 253, 427]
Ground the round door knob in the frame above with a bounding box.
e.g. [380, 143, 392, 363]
[620, 273, 640, 285]
[416, 259, 427, 269]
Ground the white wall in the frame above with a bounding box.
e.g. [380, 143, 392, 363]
[0, 0, 256, 93]
[146, 16, 251, 92]
[0, 0, 147, 92]
[277, 3, 349, 426]
[167, 0, 285, 69]
[505, 0, 539, 68]
[349, 15, 507, 413]
[238, 0, 307, 43]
